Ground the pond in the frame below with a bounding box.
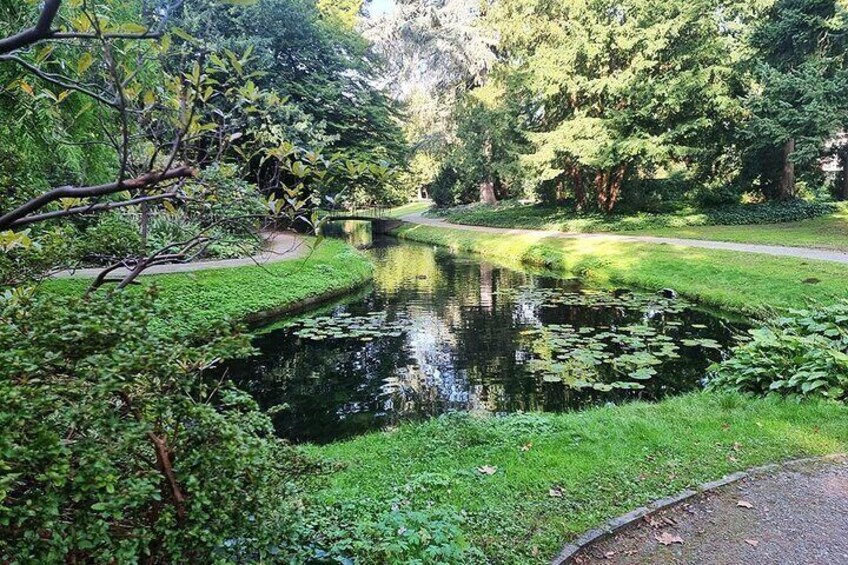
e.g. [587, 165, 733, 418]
[227, 222, 745, 444]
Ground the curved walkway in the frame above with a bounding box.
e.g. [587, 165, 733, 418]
[54, 232, 309, 279]
[401, 213, 848, 265]
[568, 456, 848, 565]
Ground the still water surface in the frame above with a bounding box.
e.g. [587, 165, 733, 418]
[229, 224, 743, 444]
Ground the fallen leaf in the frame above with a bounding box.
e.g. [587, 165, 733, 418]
[721, 423, 731, 430]
[655, 532, 684, 546]
[477, 465, 497, 475]
[604, 551, 617, 559]
[647, 516, 662, 528]
[737, 500, 754, 509]
[521, 442, 533, 452]
[745, 539, 759, 548]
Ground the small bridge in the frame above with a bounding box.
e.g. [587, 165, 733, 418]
[322, 206, 404, 234]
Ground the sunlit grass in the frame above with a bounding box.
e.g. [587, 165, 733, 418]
[42, 238, 374, 337]
[307, 393, 848, 563]
[385, 199, 433, 218]
[441, 201, 848, 251]
[625, 205, 848, 251]
[394, 223, 848, 316]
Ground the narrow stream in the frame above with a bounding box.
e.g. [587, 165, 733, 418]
[228, 223, 744, 444]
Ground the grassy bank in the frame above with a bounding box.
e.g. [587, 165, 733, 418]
[307, 393, 848, 563]
[623, 207, 848, 250]
[385, 200, 433, 218]
[392, 223, 848, 316]
[440, 201, 848, 252]
[43, 238, 373, 337]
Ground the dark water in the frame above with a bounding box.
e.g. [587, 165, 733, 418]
[228, 223, 744, 444]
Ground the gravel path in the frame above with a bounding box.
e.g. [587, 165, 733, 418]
[570, 456, 848, 565]
[401, 213, 848, 265]
[54, 232, 309, 279]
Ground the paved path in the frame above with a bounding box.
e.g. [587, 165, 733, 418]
[55, 232, 309, 279]
[570, 456, 848, 565]
[401, 213, 848, 265]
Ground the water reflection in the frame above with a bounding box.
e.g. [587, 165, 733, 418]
[228, 227, 743, 444]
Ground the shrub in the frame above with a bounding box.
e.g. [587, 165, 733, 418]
[698, 200, 837, 226]
[429, 166, 462, 207]
[183, 165, 266, 231]
[77, 213, 142, 262]
[0, 290, 316, 562]
[708, 302, 848, 400]
[147, 214, 204, 252]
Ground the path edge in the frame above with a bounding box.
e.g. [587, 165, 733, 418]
[550, 453, 847, 565]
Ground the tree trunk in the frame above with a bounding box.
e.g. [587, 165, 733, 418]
[595, 166, 625, 214]
[479, 179, 497, 205]
[778, 138, 796, 200]
[841, 152, 848, 201]
[140, 199, 150, 252]
[570, 165, 586, 210]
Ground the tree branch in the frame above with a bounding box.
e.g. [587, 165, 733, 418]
[8, 193, 178, 229]
[0, 0, 61, 55]
[0, 167, 195, 230]
[0, 54, 120, 109]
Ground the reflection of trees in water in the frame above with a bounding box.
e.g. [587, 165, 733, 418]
[230, 238, 741, 443]
[233, 334, 415, 442]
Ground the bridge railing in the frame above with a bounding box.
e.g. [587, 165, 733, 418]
[324, 205, 388, 220]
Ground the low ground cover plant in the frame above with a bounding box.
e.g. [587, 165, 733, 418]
[0, 290, 317, 562]
[709, 302, 848, 400]
[438, 200, 838, 233]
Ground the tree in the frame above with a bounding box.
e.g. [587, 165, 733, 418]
[0, 0, 374, 286]
[433, 83, 530, 206]
[741, 0, 848, 199]
[177, 0, 408, 207]
[485, 0, 744, 213]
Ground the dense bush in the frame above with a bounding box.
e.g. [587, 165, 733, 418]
[0, 290, 317, 563]
[439, 199, 838, 233]
[699, 200, 837, 226]
[429, 166, 464, 207]
[617, 175, 691, 214]
[709, 302, 848, 400]
[78, 213, 143, 262]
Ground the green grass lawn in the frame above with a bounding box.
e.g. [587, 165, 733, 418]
[43, 238, 373, 337]
[392, 223, 848, 316]
[384, 200, 433, 218]
[293, 220, 848, 563]
[623, 208, 848, 250]
[306, 393, 848, 563]
[441, 201, 848, 251]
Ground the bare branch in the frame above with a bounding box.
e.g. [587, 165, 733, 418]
[0, 0, 184, 54]
[0, 0, 61, 55]
[0, 55, 120, 108]
[52, 31, 164, 41]
[0, 167, 195, 230]
[8, 193, 179, 229]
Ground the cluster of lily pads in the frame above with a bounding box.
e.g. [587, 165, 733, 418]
[504, 287, 690, 314]
[516, 289, 729, 391]
[293, 312, 409, 342]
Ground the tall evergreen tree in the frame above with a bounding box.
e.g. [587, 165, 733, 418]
[741, 0, 848, 199]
